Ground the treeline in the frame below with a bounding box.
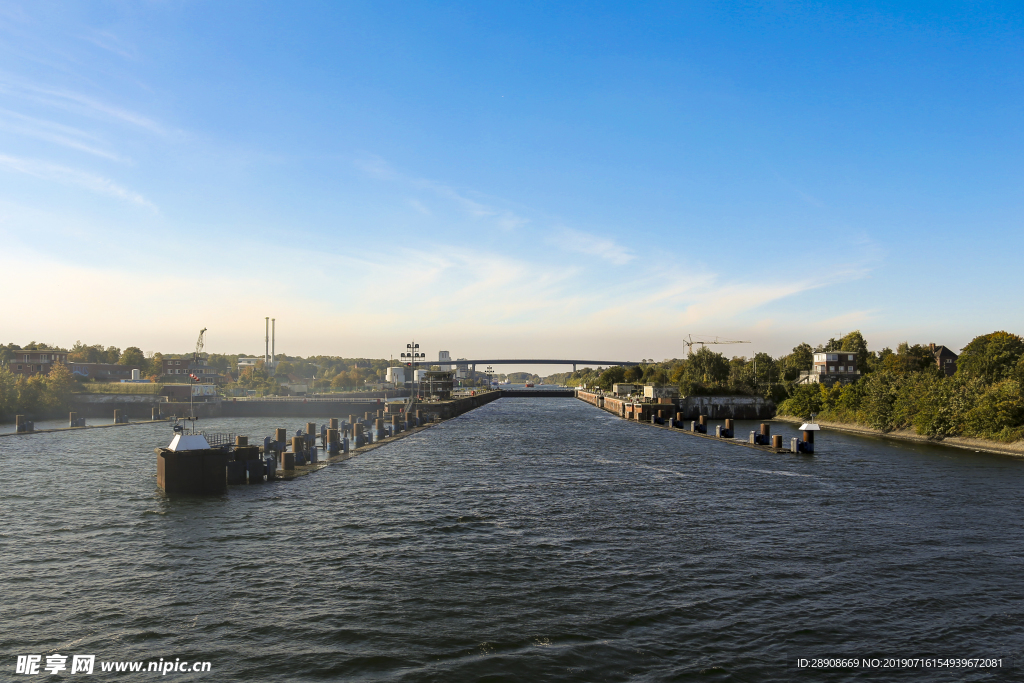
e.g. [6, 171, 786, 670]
[778, 331, 1024, 443]
[553, 336, 825, 402]
[554, 330, 1024, 443]
[231, 357, 393, 394]
[0, 363, 77, 420]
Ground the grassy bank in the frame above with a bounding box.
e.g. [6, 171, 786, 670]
[773, 414, 1024, 458]
[75, 383, 165, 394]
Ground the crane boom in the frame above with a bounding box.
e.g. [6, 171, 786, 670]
[683, 334, 751, 356]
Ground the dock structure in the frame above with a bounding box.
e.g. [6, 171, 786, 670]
[156, 390, 505, 494]
[575, 389, 816, 455]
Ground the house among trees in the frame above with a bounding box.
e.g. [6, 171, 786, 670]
[929, 343, 958, 376]
[796, 351, 860, 386]
[9, 349, 69, 377]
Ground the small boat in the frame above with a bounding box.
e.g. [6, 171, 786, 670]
[525, 383, 534, 388]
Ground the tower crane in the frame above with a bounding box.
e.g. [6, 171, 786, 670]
[185, 327, 207, 425]
[683, 334, 751, 356]
[194, 328, 207, 363]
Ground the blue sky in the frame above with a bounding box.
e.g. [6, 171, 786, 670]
[2, 1, 1021, 365]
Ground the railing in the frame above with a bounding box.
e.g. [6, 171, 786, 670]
[201, 432, 236, 448]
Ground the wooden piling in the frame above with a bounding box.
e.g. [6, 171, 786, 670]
[772, 435, 782, 449]
[329, 418, 339, 430]
[69, 412, 77, 428]
[235, 435, 249, 446]
[305, 422, 316, 439]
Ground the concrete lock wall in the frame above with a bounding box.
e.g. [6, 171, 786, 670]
[576, 390, 774, 420]
[418, 391, 502, 421]
[677, 396, 774, 419]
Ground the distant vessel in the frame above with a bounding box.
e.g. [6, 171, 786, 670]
[525, 382, 534, 388]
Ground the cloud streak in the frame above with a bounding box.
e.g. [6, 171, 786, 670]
[0, 153, 154, 208]
[0, 75, 166, 135]
[356, 155, 530, 230]
[548, 227, 635, 265]
[0, 108, 126, 161]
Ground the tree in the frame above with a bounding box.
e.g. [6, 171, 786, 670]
[0, 366, 17, 418]
[103, 346, 121, 364]
[147, 352, 165, 379]
[883, 343, 935, 374]
[597, 366, 626, 391]
[840, 330, 870, 370]
[781, 343, 813, 380]
[207, 354, 230, 372]
[623, 365, 643, 382]
[119, 347, 145, 368]
[957, 331, 1024, 384]
[45, 362, 76, 410]
[0, 343, 21, 365]
[686, 347, 729, 385]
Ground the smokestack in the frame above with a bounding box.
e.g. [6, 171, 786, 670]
[272, 318, 276, 369]
[265, 317, 269, 365]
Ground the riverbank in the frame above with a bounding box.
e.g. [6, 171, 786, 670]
[773, 414, 1024, 458]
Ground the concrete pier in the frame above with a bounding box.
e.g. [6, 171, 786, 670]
[576, 389, 812, 456]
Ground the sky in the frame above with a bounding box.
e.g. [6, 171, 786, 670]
[1, 1, 1022, 369]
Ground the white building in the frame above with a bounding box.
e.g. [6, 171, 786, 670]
[438, 351, 451, 370]
[797, 352, 861, 386]
[644, 384, 679, 399]
[611, 383, 635, 396]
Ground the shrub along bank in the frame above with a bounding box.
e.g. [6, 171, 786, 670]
[777, 331, 1024, 443]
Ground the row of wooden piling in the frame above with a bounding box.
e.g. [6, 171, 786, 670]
[157, 409, 433, 494]
[578, 390, 816, 455]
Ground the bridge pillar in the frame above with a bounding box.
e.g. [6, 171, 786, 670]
[573, 363, 576, 373]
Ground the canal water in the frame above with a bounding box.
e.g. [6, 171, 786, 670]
[2, 398, 1022, 681]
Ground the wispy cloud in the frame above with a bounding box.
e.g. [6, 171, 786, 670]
[81, 30, 136, 60]
[548, 227, 635, 265]
[0, 75, 166, 134]
[355, 154, 529, 230]
[0, 108, 126, 161]
[408, 198, 432, 215]
[0, 153, 154, 208]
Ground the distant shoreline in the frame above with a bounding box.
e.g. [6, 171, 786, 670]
[773, 415, 1024, 458]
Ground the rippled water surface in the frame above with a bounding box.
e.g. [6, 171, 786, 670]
[2, 398, 1023, 681]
